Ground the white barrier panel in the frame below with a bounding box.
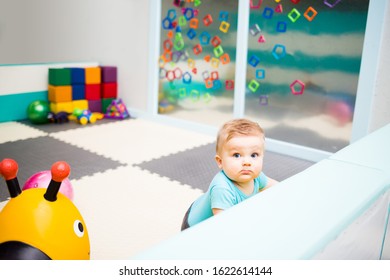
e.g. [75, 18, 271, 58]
[135, 124, 390, 260]
[0, 62, 98, 96]
[313, 191, 390, 259]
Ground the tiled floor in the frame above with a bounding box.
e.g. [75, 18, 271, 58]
[0, 117, 314, 259]
[0, 118, 214, 259]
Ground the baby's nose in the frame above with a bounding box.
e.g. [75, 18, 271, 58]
[242, 157, 252, 165]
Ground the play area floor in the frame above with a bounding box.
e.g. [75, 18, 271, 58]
[0, 117, 314, 259]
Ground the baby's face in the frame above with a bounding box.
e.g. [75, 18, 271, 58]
[216, 135, 265, 184]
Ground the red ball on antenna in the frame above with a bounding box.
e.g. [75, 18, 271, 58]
[50, 161, 70, 182]
[0, 158, 19, 181]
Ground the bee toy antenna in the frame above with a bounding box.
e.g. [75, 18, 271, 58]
[0, 159, 21, 198]
[44, 161, 71, 202]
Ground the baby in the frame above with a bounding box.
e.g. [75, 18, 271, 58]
[181, 118, 278, 230]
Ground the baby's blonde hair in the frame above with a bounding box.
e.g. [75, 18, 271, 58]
[216, 118, 265, 154]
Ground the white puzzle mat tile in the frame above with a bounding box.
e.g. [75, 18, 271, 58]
[71, 165, 203, 260]
[0, 121, 47, 144]
[50, 118, 215, 165]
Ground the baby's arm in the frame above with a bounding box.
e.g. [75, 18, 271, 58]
[260, 176, 278, 192]
[210, 185, 235, 216]
[212, 208, 224, 215]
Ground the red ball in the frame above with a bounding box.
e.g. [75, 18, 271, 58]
[0, 158, 18, 180]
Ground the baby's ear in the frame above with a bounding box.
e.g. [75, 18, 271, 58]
[215, 155, 223, 169]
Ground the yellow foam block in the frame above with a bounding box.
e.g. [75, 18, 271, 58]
[85, 67, 101, 84]
[72, 100, 89, 111]
[50, 101, 73, 114]
[48, 85, 72, 102]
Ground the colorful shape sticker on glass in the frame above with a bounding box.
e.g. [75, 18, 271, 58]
[272, 44, 286, 60]
[183, 8, 194, 20]
[288, 8, 301, 23]
[211, 36, 222, 47]
[190, 89, 200, 102]
[276, 21, 287, 32]
[189, 18, 199, 29]
[220, 53, 230, 64]
[213, 80, 222, 90]
[211, 57, 220, 68]
[203, 14, 213, 26]
[182, 72, 192, 84]
[219, 21, 230, 33]
[205, 78, 213, 89]
[203, 92, 212, 103]
[199, 31, 211, 45]
[193, 44, 203, 55]
[178, 16, 187, 27]
[187, 28, 197, 39]
[213, 45, 224, 58]
[210, 71, 219, 80]
[178, 87, 187, 98]
[275, 4, 283, 13]
[219, 11, 229, 22]
[262, 7, 274, 19]
[324, 0, 342, 8]
[258, 35, 266, 43]
[250, 0, 263, 9]
[290, 79, 305, 95]
[248, 80, 260, 92]
[249, 24, 261, 36]
[259, 95, 268, 105]
[256, 69, 265, 79]
[304, 6, 318, 22]
[225, 80, 234, 90]
[248, 55, 261, 67]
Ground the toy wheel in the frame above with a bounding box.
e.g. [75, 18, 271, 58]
[89, 115, 97, 124]
[79, 116, 88, 125]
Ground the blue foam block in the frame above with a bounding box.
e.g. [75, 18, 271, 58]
[70, 68, 85, 85]
[72, 85, 85, 100]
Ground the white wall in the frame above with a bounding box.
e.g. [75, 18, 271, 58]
[0, 0, 389, 133]
[0, 0, 150, 112]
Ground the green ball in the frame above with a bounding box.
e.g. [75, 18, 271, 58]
[27, 100, 50, 124]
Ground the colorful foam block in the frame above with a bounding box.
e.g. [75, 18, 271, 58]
[48, 85, 72, 103]
[85, 67, 101, 84]
[85, 84, 101, 100]
[102, 98, 115, 113]
[70, 68, 85, 85]
[50, 101, 73, 114]
[49, 68, 71, 86]
[72, 100, 88, 111]
[72, 85, 85, 100]
[101, 83, 117, 98]
[100, 66, 117, 83]
[88, 99, 102, 112]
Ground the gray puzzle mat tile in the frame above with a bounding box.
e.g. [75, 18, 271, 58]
[135, 143, 315, 192]
[0, 136, 125, 202]
[136, 143, 219, 193]
[18, 118, 124, 134]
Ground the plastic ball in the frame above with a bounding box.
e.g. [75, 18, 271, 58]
[22, 170, 74, 200]
[325, 100, 353, 126]
[27, 100, 50, 124]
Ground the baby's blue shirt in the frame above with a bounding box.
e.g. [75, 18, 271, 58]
[187, 170, 268, 227]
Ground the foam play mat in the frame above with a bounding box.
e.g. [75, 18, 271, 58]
[0, 118, 315, 259]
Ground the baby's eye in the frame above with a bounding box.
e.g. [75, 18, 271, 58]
[251, 153, 259, 158]
[233, 153, 241, 158]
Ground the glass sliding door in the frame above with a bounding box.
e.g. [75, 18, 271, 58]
[244, 0, 369, 153]
[157, 0, 239, 126]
